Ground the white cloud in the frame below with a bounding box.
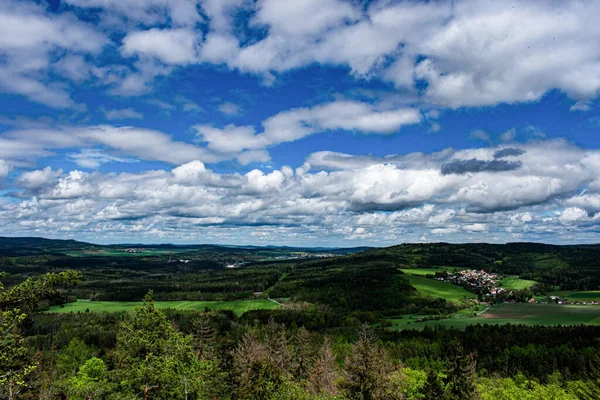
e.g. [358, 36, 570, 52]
[570, 100, 592, 112]
[0, 125, 216, 166]
[64, 0, 202, 27]
[0, 160, 11, 179]
[122, 28, 199, 64]
[0, 1, 106, 108]
[68, 149, 139, 169]
[2, 139, 600, 244]
[218, 102, 242, 116]
[197, 100, 421, 154]
[499, 128, 516, 143]
[102, 108, 143, 120]
[559, 207, 588, 224]
[16, 167, 62, 190]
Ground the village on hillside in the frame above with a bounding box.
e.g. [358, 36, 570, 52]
[434, 269, 599, 305]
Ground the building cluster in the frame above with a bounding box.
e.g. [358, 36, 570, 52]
[548, 296, 598, 305]
[121, 248, 150, 253]
[437, 269, 507, 298]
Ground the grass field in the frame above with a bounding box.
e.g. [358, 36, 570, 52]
[47, 299, 280, 316]
[386, 303, 600, 330]
[498, 277, 538, 290]
[401, 272, 476, 302]
[549, 291, 600, 302]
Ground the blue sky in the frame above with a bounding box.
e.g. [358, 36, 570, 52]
[0, 0, 599, 246]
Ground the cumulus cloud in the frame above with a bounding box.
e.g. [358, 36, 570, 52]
[1, 139, 600, 244]
[192, 0, 600, 108]
[15, 167, 62, 190]
[64, 0, 202, 27]
[0, 125, 216, 166]
[121, 28, 199, 64]
[441, 158, 522, 175]
[0, 1, 106, 108]
[196, 100, 421, 154]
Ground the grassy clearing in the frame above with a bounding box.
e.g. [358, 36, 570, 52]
[498, 277, 538, 290]
[47, 299, 280, 316]
[385, 303, 600, 330]
[401, 273, 476, 302]
[549, 291, 600, 302]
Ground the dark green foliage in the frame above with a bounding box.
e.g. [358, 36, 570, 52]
[341, 324, 395, 400]
[445, 340, 479, 399]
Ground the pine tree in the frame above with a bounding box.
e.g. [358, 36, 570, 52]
[113, 291, 212, 400]
[307, 337, 337, 396]
[293, 326, 313, 380]
[422, 370, 446, 399]
[446, 340, 479, 400]
[342, 323, 394, 400]
[233, 329, 284, 399]
[191, 312, 215, 359]
[264, 317, 291, 373]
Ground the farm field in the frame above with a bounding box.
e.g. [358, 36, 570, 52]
[401, 272, 476, 302]
[498, 277, 538, 290]
[385, 303, 600, 330]
[549, 290, 600, 302]
[47, 299, 280, 316]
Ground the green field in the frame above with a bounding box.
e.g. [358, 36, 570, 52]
[386, 303, 600, 330]
[400, 272, 476, 302]
[498, 277, 538, 290]
[47, 299, 280, 316]
[549, 290, 600, 302]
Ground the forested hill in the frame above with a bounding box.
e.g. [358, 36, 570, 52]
[0, 236, 367, 257]
[351, 242, 600, 290]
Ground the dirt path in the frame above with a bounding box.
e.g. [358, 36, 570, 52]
[477, 306, 490, 316]
[267, 297, 285, 307]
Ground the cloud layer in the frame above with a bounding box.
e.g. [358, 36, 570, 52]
[2, 139, 600, 245]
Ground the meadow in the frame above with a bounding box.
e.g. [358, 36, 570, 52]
[400, 270, 476, 302]
[549, 290, 600, 302]
[47, 299, 280, 316]
[385, 303, 600, 330]
[498, 277, 538, 290]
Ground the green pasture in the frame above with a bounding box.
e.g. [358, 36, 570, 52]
[498, 277, 538, 290]
[401, 272, 476, 302]
[47, 299, 280, 316]
[549, 290, 600, 302]
[385, 303, 600, 330]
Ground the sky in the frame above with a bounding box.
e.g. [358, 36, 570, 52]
[0, 0, 600, 246]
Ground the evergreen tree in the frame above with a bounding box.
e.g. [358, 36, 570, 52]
[191, 312, 216, 359]
[445, 340, 479, 400]
[113, 291, 216, 400]
[0, 271, 82, 399]
[307, 337, 337, 396]
[342, 323, 394, 400]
